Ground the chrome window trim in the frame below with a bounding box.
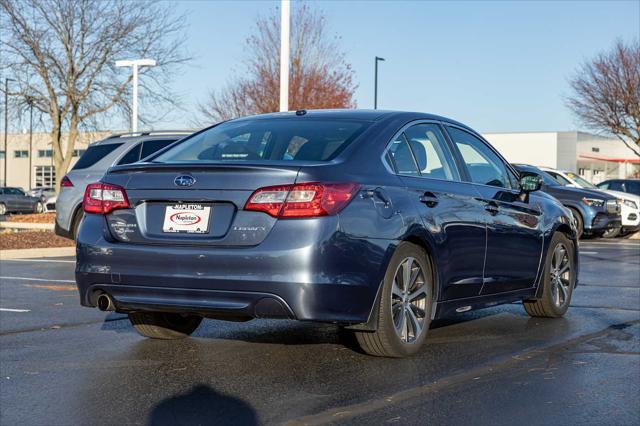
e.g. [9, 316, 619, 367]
[381, 119, 462, 183]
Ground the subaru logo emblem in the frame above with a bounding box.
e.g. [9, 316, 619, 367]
[174, 175, 196, 187]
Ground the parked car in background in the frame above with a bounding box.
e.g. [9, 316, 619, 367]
[28, 187, 56, 203]
[542, 168, 640, 237]
[44, 195, 57, 212]
[597, 179, 640, 196]
[76, 110, 579, 358]
[0, 187, 44, 215]
[513, 164, 621, 238]
[55, 130, 192, 239]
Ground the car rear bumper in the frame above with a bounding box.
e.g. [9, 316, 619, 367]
[75, 214, 394, 324]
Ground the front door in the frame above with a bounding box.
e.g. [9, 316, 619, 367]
[445, 126, 543, 294]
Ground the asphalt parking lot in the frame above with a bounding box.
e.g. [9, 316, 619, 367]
[1, 239, 639, 425]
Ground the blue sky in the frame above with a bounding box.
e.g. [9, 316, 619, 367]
[156, 0, 639, 133]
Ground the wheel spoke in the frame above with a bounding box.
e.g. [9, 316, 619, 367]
[408, 287, 427, 303]
[409, 302, 426, 319]
[408, 267, 420, 293]
[402, 258, 413, 292]
[554, 280, 561, 306]
[557, 280, 568, 304]
[406, 307, 422, 339]
[558, 260, 570, 276]
[400, 309, 408, 341]
[391, 279, 403, 299]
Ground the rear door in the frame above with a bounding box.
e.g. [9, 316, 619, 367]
[445, 126, 543, 294]
[386, 122, 487, 300]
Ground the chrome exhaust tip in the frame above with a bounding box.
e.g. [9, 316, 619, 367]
[97, 294, 115, 311]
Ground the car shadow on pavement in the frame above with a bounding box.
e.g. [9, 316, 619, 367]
[148, 384, 258, 426]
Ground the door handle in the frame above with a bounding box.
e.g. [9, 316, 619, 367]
[419, 192, 438, 208]
[485, 201, 499, 215]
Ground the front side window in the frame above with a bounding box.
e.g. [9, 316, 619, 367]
[447, 127, 514, 189]
[546, 171, 573, 186]
[153, 119, 368, 163]
[626, 181, 640, 195]
[140, 139, 177, 159]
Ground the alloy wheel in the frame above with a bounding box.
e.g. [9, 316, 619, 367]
[549, 243, 572, 308]
[391, 257, 428, 343]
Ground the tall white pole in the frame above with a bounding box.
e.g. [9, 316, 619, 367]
[279, 0, 290, 112]
[132, 63, 139, 132]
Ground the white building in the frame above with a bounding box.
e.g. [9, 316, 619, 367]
[482, 131, 640, 183]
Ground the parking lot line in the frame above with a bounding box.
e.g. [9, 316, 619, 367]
[0, 308, 31, 313]
[0, 276, 75, 283]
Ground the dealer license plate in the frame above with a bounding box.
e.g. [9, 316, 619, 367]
[162, 204, 211, 234]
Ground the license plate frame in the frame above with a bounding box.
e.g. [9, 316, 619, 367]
[162, 204, 211, 234]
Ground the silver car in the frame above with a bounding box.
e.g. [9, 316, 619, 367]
[55, 131, 192, 239]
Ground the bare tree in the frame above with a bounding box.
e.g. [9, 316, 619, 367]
[0, 0, 190, 189]
[566, 39, 640, 157]
[199, 4, 357, 123]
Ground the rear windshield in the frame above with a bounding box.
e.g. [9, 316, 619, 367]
[152, 119, 368, 163]
[72, 143, 123, 170]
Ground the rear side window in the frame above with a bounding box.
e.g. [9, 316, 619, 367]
[388, 135, 420, 176]
[118, 144, 142, 165]
[403, 124, 456, 180]
[141, 139, 176, 159]
[152, 119, 368, 163]
[72, 143, 123, 170]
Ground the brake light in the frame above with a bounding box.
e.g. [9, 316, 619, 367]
[245, 182, 360, 218]
[83, 183, 130, 214]
[60, 175, 73, 187]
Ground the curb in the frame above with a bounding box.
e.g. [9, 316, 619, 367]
[0, 246, 75, 260]
[0, 222, 55, 230]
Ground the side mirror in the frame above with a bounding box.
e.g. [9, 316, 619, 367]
[519, 174, 542, 193]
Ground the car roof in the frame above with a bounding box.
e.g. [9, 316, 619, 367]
[229, 109, 475, 130]
[90, 130, 193, 147]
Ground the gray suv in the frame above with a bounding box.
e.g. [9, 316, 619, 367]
[55, 131, 192, 239]
[0, 187, 44, 215]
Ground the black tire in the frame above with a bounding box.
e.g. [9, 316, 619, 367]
[128, 312, 202, 339]
[33, 201, 43, 214]
[601, 227, 621, 238]
[354, 242, 433, 357]
[568, 208, 583, 239]
[71, 208, 84, 240]
[0, 203, 6, 216]
[524, 232, 576, 318]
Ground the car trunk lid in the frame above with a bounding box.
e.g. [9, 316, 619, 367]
[101, 163, 301, 246]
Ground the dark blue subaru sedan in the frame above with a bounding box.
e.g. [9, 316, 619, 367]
[76, 110, 578, 357]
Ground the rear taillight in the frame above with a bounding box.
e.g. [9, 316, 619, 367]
[83, 182, 130, 214]
[60, 175, 73, 187]
[245, 182, 360, 218]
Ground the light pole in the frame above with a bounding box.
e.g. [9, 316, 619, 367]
[3, 78, 14, 186]
[26, 96, 34, 190]
[115, 59, 156, 132]
[374, 56, 385, 110]
[279, 0, 290, 112]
